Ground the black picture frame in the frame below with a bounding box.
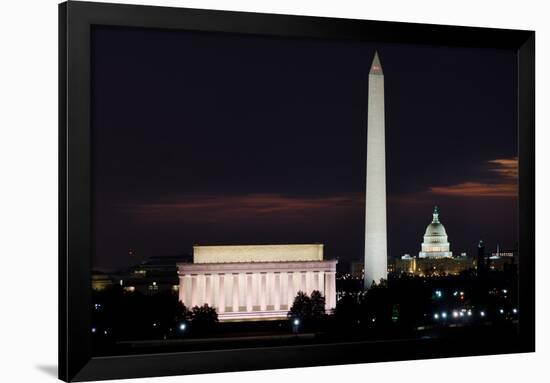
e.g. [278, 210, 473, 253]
[59, 1, 535, 381]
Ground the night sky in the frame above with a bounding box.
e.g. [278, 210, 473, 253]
[92, 26, 518, 272]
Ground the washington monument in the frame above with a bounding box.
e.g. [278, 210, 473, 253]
[364, 51, 388, 288]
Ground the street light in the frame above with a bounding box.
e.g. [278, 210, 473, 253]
[433, 313, 439, 320]
[179, 323, 187, 331]
[292, 318, 300, 334]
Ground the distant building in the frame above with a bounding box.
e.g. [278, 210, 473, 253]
[395, 256, 475, 276]
[177, 244, 337, 321]
[419, 206, 453, 258]
[476, 240, 486, 274]
[351, 261, 365, 279]
[393, 207, 475, 276]
[92, 254, 190, 295]
[91, 272, 113, 291]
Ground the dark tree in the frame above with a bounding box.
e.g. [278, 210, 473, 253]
[288, 291, 312, 320]
[191, 304, 218, 332]
[310, 290, 326, 319]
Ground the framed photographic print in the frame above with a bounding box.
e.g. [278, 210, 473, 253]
[59, 1, 535, 381]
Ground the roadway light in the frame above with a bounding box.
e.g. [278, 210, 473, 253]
[502, 289, 508, 294]
[480, 311, 486, 317]
[512, 308, 518, 314]
[433, 313, 439, 320]
[452, 311, 459, 318]
[441, 312, 447, 319]
[499, 309, 504, 314]
[467, 310, 472, 317]
[179, 323, 186, 331]
[293, 318, 300, 326]
[91, 327, 96, 333]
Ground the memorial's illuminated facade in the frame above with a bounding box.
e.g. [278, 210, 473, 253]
[177, 244, 337, 321]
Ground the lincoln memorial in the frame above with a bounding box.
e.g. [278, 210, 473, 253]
[177, 244, 337, 321]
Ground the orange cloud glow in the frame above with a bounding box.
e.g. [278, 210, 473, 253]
[430, 182, 517, 198]
[429, 157, 518, 198]
[488, 157, 518, 179]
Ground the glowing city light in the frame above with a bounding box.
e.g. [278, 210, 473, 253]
[499, 309, 505, 314]
[293, 318, 300, 326]
[179, 323, 186, 331]
[433, 313, 439, 320]
[512, 308, 518, 314]
[441, 312, 447, 319]
[452, 311, 459, 318]
[480, 311, 486, 317]
[91, 327, 96, 333]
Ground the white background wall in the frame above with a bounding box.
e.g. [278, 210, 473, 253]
[0, 0, 547, 382]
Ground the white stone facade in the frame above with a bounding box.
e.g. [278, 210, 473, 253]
[177, 245, 337, 321]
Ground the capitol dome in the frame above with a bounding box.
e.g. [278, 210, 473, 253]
[419, 206, 452, 258]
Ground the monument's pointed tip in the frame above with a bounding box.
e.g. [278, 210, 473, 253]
[370, 51, 383, 75]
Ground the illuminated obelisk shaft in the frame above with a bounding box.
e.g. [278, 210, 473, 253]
[364, 51, 388, 288]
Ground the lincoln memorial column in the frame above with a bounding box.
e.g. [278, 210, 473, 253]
[246, 273, 253, 312]
[274, 272, 281, 311]
[205, 274, 212, 306]
[232, 273, 239, 313]
[260, 273, 267, 311]
[325, 271, 336, 310]
[191, 274, 198, 307]
[252, 273, 259, 310]
[212, 273, 219, 309]
[307, 271, 314, 294]
[313, 272, 319, 294]
[266, 272, 274, 309]
[178, 275, 185, 304]
[238, 273, 245, 311]
[218, 274, 225, 314]
[287, 272, 294, 308]
[280, 271, 288, 309]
